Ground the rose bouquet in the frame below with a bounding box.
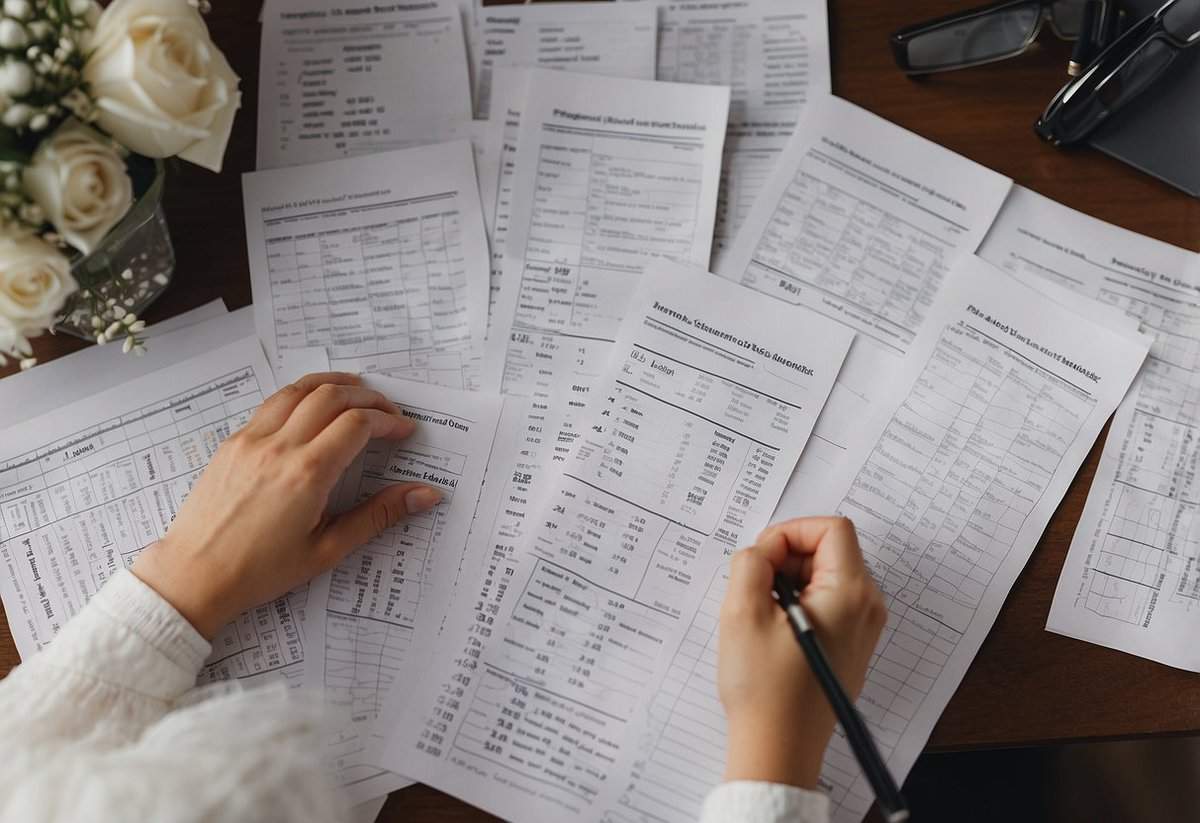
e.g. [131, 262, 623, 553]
[0, 0, 239, 368]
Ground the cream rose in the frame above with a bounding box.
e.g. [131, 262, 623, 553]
[24, 121, 133, 255]
[0, 234, 77, 334]
[83, 0, 241, 173]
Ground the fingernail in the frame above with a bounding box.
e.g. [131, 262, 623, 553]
[406, 487, 442, 513]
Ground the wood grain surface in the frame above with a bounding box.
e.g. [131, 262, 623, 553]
[1, 1, 1198, 820]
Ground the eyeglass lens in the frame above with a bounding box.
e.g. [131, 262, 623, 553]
[1049, 0, 1089, 38]
[904, 3, 1042, 70]
[1161, 0, 1200, 41]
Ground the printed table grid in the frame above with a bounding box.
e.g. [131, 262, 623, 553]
[827, 322, 1093, 813]
[0, 368, 305, 684]
[265, 194, 475, 386]
[322, 435, 466, 788]
[513, 125, 706, 339]
[745, 152, 967, 353]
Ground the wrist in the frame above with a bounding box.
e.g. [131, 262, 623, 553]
[132, 539, 232, 640]
[724, 711, 835, 789]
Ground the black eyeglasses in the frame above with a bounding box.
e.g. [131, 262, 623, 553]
[892, 0, 1088, 74]
[1036, 0, 1200, 144]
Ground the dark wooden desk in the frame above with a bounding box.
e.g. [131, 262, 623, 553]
[2, 1, 1198, 820]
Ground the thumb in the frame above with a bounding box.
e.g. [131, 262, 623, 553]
[317, 482, 442, 564]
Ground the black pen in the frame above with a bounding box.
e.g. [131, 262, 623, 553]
[1068, 0, 1103, 77]
[772, 573, 910, 823]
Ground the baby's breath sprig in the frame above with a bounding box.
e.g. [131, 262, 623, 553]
[65, 267, 152, 356]
[0, 0, 94, 140]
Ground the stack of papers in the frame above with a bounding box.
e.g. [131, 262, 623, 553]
[1, 3, 1196, 823]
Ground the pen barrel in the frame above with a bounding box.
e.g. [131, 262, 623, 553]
[793, 626, 909, 822]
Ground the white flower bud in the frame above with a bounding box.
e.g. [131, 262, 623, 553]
[3, 0, 31, 20]
[27, 21, 49, 40]
[0, 60, 32, 97]
[122, 335, 133, 353]
[95, 332, 106, 345]
[120, 268, 132, 280]
[105, 320, 122, 338]
[28, 112, 48, 132]
[153, 273, 169, 286]
[1, 102, 31, 128]
[133, 344, 145, 356]
[128, 320, 145, 333]
[0, 18, 28, 49]
[68, 0, 91, 16]
[19, 356, 35, 369]
[112, 305, 125, 319]
[90, 315, 102, 329]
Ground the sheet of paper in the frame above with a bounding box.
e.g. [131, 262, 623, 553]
[380, 259, 853, 821]
[650, 0, 831, 262]
[302, 376, 502, 803]
[817, 257, 1147, 819]
[348, 797, 387, 823]
[0, 333, 314, 686]
[718, 95, 1013, 522]
[452, 71, 732, 670]
[472, 2, 656, 118]
[608, 256, 1149, 823]
[257, 0, 472, 169]
[485, 68, 730, 396]
[480, 66, 530, 332]
[975, 186, 1200, 669]
[244, 140, 491, 392]
[0, 301, 234, 430]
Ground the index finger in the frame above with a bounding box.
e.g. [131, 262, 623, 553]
[756, 517, 867, 579]
[307, 407, 416, 479]
[244, 373, 363, 436]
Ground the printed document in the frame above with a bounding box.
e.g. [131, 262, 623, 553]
[302, 376, 501, 803]
[977, 186, 1200, 670]
[244, 141, 491, 391]
[462, 71, 731, 665]
[0, 333, 311, 687]
[719, 95, 1013, 522]
[486, 68, 729, 396]
[472, 2, 657, 117]
[808, 258, 1146, 819]
[257, 0, 472, 169]
[379, 260, 853, 821]
[652, 0, 831, 259]
[605, 257, 1148, 823]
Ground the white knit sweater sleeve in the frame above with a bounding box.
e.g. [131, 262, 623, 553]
[701, 781, 831, 823]
[0, 570, 345, 823]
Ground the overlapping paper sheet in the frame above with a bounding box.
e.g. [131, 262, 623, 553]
[718, 94, 1014, 524]
[301, 375, 502, 802]
[650, 0, 831, 262]
[376, 259, 854, 822]
[257, 0, 473, 169]
[244, 140, 491, 392]
[0, 318, 314, 687]
[590, 256, 1149, 823]
[976, 185, 1200, 671]
[471, 2, 657, 117]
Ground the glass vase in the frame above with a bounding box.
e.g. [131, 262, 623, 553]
[54, 155, 175, 340]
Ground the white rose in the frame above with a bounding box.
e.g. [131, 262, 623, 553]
[83, 0, 241, 172]
[24, 120, 134, 255]
[0, 234, 76, 335]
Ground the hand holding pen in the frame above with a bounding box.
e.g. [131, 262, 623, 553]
[718, 518, 898, 813]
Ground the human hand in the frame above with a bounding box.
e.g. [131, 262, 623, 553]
[718, 517, 886, 788]
[133, 373, 442, 640]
